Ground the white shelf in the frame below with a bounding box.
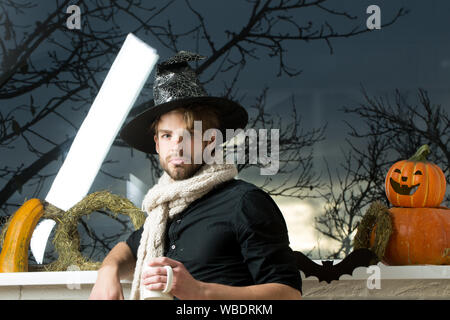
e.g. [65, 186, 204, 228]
[0, 270, 131, 286]
[303, 261, 450, 281]
[0, 263, 448, 287]
[0, 262, 448, 300]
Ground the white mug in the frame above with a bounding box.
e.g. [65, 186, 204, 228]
[141, 265, 174, 300]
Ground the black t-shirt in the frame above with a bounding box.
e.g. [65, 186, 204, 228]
[126, 178, 302, 293]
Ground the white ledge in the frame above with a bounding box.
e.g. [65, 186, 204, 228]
[0, 270, 132, 287]
[0, 262, 448, 287]
[0, 263, 449, 300]
[303, 261, 450, 281]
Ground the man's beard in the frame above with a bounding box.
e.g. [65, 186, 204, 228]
[160, 157, 204, 181]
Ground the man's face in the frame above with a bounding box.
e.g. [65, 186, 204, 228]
[154, 111, 211, 180]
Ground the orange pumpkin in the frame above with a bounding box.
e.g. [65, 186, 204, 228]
[370, 145, 450, 265]
[385, 145, 446, 208]
[0, 199, 43, 272]
[371, 207, 450, 265]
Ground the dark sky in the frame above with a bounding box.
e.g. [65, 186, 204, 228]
[2, 0, 450, 257]
[234, 0, 450, 180]
[4, 0, 450, 204]
[99, 0, 450, 190]
[100, 0, 450, 253]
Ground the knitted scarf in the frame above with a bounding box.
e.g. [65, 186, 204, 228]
[129, 162, 238, 300]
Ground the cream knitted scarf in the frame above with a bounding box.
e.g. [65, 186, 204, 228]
[129, 162, 238, 300]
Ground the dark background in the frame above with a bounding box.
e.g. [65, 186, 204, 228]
[1, 0, 449, 262]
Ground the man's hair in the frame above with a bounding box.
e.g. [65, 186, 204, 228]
[151, 104, 221, 138]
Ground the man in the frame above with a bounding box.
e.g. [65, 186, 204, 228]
[89, 51, 302, 300]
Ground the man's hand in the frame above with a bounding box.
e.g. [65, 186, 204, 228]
[142, 257, 204, 300]
[89, 265, 124, 300]
[88, 242, 136, 300]
[141, 257, 301, 300]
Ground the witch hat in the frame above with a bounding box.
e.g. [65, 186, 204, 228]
[120, 51, 248, 154]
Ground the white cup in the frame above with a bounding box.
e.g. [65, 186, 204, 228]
[141, 265, 174, 300]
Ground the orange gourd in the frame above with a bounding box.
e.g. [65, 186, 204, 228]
[372, 145, 449, 265]
[0, 199, 44, 272]
[371, 207, 450, 265]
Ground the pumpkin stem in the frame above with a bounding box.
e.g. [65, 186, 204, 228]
[409, 144, 430, 162]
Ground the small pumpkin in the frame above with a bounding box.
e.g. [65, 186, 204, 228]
[0, 199, 43, 272]
[385, 145, 446, 208]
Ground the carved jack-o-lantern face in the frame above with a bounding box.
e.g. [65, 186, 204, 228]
[385, 145, 446, 208]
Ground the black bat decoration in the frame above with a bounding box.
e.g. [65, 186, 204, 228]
[293, 248, 378, 284]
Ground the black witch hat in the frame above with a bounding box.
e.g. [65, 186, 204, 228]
[120, 51, 248, 154]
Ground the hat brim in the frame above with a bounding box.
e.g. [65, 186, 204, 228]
[120, 96, 248, 154]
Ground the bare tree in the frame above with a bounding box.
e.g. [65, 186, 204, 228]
[0, 0, 173, 208]
[344, 88, 449, 190]
[315, 88, 450, 258]
[0, 0, 177, 262]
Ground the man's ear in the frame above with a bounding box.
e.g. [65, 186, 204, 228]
[154, 135, 159, 154]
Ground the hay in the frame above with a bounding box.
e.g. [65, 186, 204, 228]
[353, 201, 393, 264]
[1, 191, 146, 272]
